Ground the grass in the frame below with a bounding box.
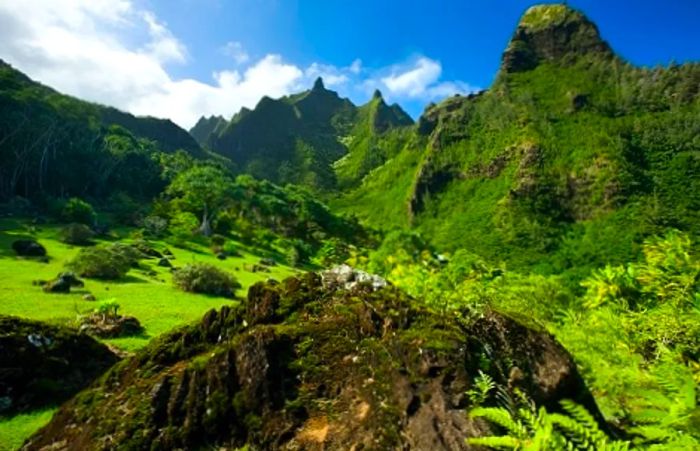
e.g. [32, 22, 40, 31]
[0, 408, 56, 451]
[0, 217, 298, 449]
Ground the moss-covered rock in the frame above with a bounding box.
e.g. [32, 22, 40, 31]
[0, 316, 119, 416]
[24, 273, 602, 450]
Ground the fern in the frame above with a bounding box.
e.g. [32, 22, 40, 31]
[468, 401, 630, 450]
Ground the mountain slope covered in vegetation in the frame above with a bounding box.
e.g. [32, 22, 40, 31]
[334, 4, 700, 278]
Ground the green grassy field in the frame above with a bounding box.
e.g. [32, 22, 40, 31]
[0, 217, 298, 450]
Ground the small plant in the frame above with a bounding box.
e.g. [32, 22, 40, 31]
[95, 300, 120, 321]
[172, 263, 241, 297]
[466, 371, 496, 406]
[60, 223, 94, 246]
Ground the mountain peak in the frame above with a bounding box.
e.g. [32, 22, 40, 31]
[372, 89, 383, 100]
[312, 76, 325, 91]
[501, 3, 612, 73]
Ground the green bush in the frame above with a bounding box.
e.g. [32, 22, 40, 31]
[142, 215, 168, 238]
[172, 263, 241, 297]
[60, 223, 94, 245]
[61, 197, 96, 225]
[66, 246, 131, 279]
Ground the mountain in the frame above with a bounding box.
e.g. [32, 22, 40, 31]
[333, 4, 700, 277]
[189, 115, 228, 146]
[0, 60, 204, 201]
[197, 77, 414, 190]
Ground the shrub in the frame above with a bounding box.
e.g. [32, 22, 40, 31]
[66, 246, 131, 279]
[60, 223, 94, 245]
[142, 215, 168, 238]
[61, 198, 96, 225]
[172, 263, 241, 297]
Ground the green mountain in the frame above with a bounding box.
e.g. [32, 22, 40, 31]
[334, 4, 700, 277]
[198, 77, 414, 190]
[189, 115, 228, 146]
[0, 59, 204, 202]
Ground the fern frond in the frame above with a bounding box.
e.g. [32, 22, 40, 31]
[470, 407, 528, 438]
[467, 436, 521, 449]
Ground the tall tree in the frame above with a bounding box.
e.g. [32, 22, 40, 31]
[166, 166, 233, 236]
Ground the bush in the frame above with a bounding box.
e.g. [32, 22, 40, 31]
[66, 246, 131, 279]
[172, 263, 241, 297]
[142, 215, 168, 238]
[60, 223, 94, 245]
[61, 198, 96, 225]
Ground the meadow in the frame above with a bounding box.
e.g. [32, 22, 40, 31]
[0, 217, 297, 449]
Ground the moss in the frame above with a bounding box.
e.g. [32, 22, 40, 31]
[519, 4, 572, 31]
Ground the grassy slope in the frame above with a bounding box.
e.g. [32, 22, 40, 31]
[0, 218, 297, 449]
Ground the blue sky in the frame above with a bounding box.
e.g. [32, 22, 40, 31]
[1, 0, 698, 128]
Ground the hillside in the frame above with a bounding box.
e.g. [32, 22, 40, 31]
[334, 4, 700, 277]
[0, 60, 204, 202]
[195, 78, 414, 190]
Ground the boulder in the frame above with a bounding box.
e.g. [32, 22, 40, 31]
[79, 314, 143, 338]
[259, 257, 277, 267]
[0, 316, 119, 415]
[157, 258, 172, 268]
[42, 272, 84, 294]
[11, 239, 46, 257]
[25, 274, 603, 450]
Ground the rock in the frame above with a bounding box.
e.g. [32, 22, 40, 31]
[79, 314, 143, 338]
[157, 258, 172, 268]
[42, 272, 84, 293]
[82, 293, 96, 301]
[0, 316, 119, 415]
[501, 4, 613, 73]
[23, 274, 604, 450]
[216, 252, 227, 260]
[11, 239, 46, 257]
[321, 264, 388, 291]
[259, 258, 277, 267]
[162, 248, 174, 257]
[132, 240, 163, 259]
[249, 264, 270, 273]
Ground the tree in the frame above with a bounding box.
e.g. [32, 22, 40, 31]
[166, 165, 233, 236]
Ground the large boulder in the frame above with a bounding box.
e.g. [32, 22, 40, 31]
[11, 239, 46, 257]
[0, 316, 119, 415]
[24, 272, 602, 450]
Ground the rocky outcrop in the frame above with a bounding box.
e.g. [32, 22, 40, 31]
[12, 239, 46, 257]
[25, 272, 603, 450]
[0, 316, 119, 415]
[501, 4, 614, 73]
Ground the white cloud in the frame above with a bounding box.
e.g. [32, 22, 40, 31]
[380, 57, 477, 100]
[221, 41, 249, 64]
[0, 0, 476, 129]
[349, 58, 362, 74]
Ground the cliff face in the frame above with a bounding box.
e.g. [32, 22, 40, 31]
[25, 272, 601, 450]
[501, 4, 614, 73]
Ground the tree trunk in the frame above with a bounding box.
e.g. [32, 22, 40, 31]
[199, 205, 212, 236]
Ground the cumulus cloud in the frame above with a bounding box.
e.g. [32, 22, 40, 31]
[221, 41, 249, 64]
[0, 0, 476, 128]
[380, 57, 477, 100]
